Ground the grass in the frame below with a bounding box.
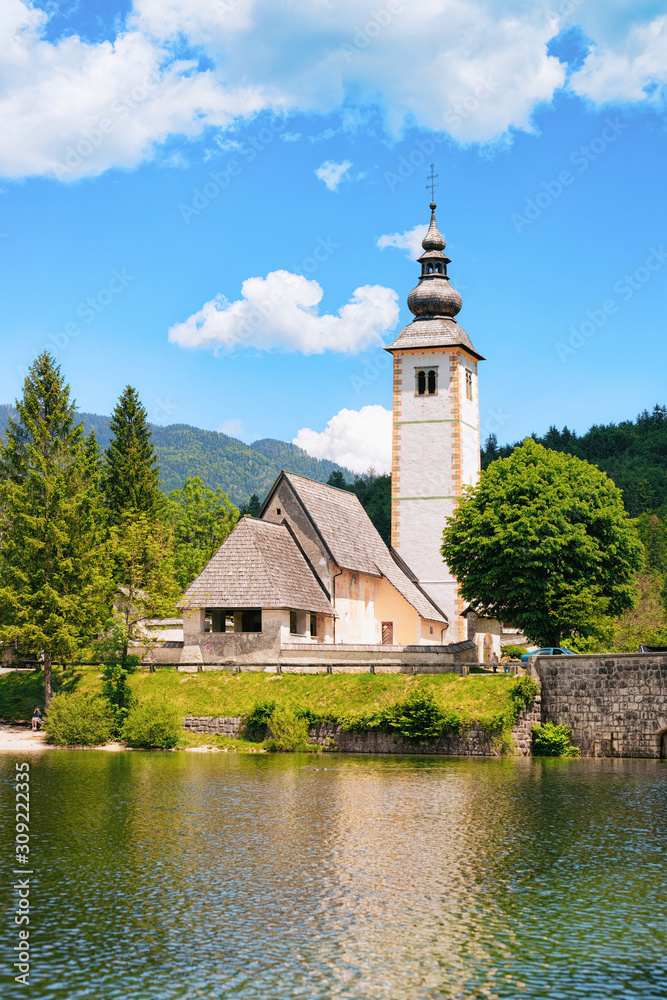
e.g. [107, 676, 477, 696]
[2, 665, 531, 735]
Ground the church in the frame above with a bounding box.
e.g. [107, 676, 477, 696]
[178, 197, 485, 667]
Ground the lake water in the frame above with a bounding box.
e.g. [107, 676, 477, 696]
[1, 751, 666, 1000]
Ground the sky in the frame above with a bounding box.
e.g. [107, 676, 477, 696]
[1, 0, 666, 475]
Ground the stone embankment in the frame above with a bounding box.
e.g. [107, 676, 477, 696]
[183, 695, 541, 756]
[531, 653, 667, 758]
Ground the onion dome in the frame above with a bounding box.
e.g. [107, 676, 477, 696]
[385, 202, 484, 360]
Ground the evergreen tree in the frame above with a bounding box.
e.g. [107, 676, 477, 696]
[104, 386, 161, 521]
[327, 470, 350, 490]
[0, 353, 111, 705]
[239, 493, 261, 517]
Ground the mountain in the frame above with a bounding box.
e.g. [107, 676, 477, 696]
[0, 404, 352, 507]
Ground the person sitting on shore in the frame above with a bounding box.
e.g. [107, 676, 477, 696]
[31, 707, 43, 731]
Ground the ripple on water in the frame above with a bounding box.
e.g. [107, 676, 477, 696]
[1, 753, 666, 999]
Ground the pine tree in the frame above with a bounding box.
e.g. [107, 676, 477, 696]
[104, 386, 161, 522]
[239, 493, 261, 517]
[0, 353, 112, 706]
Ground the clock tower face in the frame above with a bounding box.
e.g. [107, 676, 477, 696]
[385, 202, 483, 641]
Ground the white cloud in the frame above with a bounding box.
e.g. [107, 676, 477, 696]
[2, 1, 667, 180]
[315, 159, 352, 190]
[570, 14, 667, 104]
[217, 418, 243, 437]
[168, 270, 399, 354]
[377, 224, 426, 261]
[0, 1, 271, 181]
[293, 405, 392, 475]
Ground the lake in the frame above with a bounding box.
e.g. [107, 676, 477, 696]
[1, 751, 666, 999]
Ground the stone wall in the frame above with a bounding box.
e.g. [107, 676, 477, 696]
[183, 716, 243, 736]
[182, 695, 541, 756]
[532, 653, 667, 758]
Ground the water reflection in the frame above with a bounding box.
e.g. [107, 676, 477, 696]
[1, 753, 665, 999]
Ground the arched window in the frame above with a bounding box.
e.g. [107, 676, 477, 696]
[417, 370, 426, 395]
[427, 369, 436, 394]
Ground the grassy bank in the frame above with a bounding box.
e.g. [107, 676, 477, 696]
[1, 665, 534, 736]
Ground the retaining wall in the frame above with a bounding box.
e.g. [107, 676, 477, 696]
[183, 695, 541, 756]
[532, 653, 667, 758]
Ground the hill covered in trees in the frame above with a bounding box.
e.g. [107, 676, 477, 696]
[0, 405, 352, 508]
[482, 405, 667, 517]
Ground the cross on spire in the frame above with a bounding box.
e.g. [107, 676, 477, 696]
[426, 163, 438, 202]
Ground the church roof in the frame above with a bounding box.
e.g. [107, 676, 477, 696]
[271, 473, 448, 625]
[179, 516, 334, 615]
[385, 316, 484, 358]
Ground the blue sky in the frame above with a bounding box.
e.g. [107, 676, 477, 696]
[1, 0, 666, 474]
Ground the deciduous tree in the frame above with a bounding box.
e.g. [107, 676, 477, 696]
[168, 476, 239, 589]
[441, 439, 643, 647]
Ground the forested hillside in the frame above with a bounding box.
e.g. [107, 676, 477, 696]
[0, 405, 351, 507]
[482, 405, 667, 517]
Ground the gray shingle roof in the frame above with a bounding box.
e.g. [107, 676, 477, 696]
[283, 473, 447, 624]
[384, 317, 484, 360]
[179, 517, 334, 615]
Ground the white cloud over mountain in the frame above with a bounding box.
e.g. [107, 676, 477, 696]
[293, 405, 392, 475]
[168, 270, 399, 354]
[1, 0, 666, 180]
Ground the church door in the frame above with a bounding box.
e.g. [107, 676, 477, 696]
[381, 621, 394, 645]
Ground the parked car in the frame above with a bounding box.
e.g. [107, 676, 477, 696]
[521, 646, 577, 662]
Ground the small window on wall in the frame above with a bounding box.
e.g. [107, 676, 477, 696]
[465, 369, 473, 400]
[310, 614, 318, 638]
[415, 367, 438, 396]
[290, 611, 298, 635]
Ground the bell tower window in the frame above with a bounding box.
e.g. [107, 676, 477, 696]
[415, 367, 438, 396]
[465, 369, 473, 400]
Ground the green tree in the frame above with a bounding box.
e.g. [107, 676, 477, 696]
[168, 476, 239, 589]
[441, 440, 644, 647]
[108, 514, 180, 662]
[327, 470, 350, 490]
[239, 493, 261, 517]
[0, 353, 111, 705]
[104, 386, 161, 522]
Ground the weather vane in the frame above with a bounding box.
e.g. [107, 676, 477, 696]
[426, 163, 438, 202]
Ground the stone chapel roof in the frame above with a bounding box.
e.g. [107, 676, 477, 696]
[271, 473, 448, 625]
[179, 516, 334, 615]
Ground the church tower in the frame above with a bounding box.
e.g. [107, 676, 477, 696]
[385, 196, 484, 641]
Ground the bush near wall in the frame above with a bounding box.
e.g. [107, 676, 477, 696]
[532, 722, 580, 757]
[44, 693, 115, 746]
[122, 701, 181, 749]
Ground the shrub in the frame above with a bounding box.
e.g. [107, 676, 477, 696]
[383, 686, 461, 740]
[122, 701, 181, 749]
[266, 706, 311, 751]
[503, 645, 528, 659]
[243, 700, 277, 740]
[44, 693, 115, 746]
[532, 722, 580, 757]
